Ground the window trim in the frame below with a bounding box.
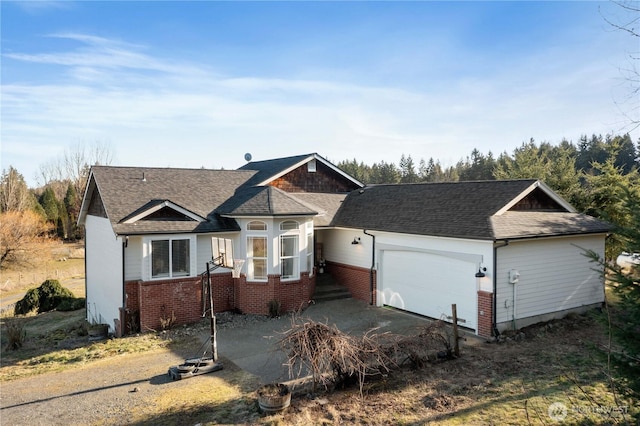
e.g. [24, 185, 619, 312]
[148, 236, 192, 280]
[280, 234, 299, 281]
[246, 235, 268, 282]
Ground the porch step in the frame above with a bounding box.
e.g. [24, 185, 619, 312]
[313, 273, 351, 302]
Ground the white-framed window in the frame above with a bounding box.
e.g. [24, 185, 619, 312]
[280, 220, 299, 231]
[280, 235, 299, 280]
[151, 238, 190, 279]
[247, 236, 267, 281]
[247, 220, 267, 231]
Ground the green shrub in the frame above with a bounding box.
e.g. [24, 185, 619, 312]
[38, 280, 74, 313]
[14, 280, 82, 315]
[56, 297, 86, 312]
[14, 288, 40, 315]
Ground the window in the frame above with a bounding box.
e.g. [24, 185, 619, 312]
[247, 221, 267, 231]
[280, 235, 299, 280]
[280, 220, 299, 231]
[151, 238, 190, 279]
[247, 236, 267, 281]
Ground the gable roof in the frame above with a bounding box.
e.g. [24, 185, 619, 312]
[239, 153, 364, 188]
[78, 166, 258, 235]
[331, 179, 611, 241]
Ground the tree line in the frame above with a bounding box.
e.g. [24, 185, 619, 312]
[0, 143, 113, 267]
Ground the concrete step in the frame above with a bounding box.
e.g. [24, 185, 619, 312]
[313, 276, 351, 302]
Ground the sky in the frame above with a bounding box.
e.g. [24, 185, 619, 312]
[2, 1, 638, 188]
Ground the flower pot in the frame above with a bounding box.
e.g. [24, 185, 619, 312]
[257, 383, 291, 414]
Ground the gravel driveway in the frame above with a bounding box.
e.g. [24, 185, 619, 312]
[1, 299, 435, 425]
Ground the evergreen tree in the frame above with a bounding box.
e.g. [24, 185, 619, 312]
[399, 154, 418, 183]
[39, 187, 59, 230]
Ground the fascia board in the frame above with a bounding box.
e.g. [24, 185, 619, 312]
[76, 171, 96, 226]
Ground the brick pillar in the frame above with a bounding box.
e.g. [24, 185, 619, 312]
[477, 290, 494, 338]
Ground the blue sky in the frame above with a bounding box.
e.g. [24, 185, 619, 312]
[2, 1, 638, 187]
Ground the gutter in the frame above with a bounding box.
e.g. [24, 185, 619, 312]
[493, 240, 509, 337]
[363, 230, 375, 305]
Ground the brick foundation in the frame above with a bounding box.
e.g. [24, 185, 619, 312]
[477, 290, 494, 338]
[327, 261, 376, 304]
[125, 271, 316, 334]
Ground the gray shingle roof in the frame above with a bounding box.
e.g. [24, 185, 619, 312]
[217, 186, 317, 216]
[331, 179, 610, 240]
[287, 193, 348, 227]
[88, 166, 257, 235]
[238, 154, 314, 187]
[491, 211, 611, 239]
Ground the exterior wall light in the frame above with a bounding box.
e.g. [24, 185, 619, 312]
[351, 237, 361, 245]
[475, 267, 487, 278]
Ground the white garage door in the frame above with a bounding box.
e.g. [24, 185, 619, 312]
[380, 250, 477, 331]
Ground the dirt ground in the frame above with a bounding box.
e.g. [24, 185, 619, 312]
[1, 242, 637, 424]
[1, 311, 638, 425]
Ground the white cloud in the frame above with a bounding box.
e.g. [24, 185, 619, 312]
[2, 31, 637, 187]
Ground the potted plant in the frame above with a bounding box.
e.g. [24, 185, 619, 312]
[257, 383, 291, 414]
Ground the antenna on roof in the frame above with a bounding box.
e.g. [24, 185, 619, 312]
[244, 153, 252, 162]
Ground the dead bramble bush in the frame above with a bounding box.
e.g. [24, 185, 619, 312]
[5, 319, 27, 350]
[279, 317, 458, 396]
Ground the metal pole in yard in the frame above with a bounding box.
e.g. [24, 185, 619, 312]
[207, 262, 218, 362]
[451, 304, 460, 357]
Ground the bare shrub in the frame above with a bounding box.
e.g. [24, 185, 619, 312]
[394, 321, 454, 368]
[159, 310, 176, 331]
[267, 299, 281, 318]
[5, 319, 26, 350]
[279, 317, 395, 394]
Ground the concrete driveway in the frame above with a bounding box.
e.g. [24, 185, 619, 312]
[215, 298, 435, 384]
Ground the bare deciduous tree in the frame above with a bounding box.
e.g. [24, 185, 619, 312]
[37, 141, 115, 194]
[0, 210, 51, 268]
[0, 167, 33, 213]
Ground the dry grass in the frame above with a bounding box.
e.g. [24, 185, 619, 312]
[0, 241, 85, 297]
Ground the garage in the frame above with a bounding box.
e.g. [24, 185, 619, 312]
[379, 250, 478, 331]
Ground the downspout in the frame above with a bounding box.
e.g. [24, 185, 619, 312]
[493, 240, 509, 337]
[363, 230, 375, 305]
[121, 235, 128, 337]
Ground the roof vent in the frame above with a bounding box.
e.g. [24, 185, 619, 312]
[142, 172, 147, 182]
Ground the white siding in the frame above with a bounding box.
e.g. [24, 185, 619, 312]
[495, 235, 605, 326]
[85, 216, 123, 331]
[196, 233, 237, 275]
[124, 236, 142, 280]
[321, 229, 371, 269]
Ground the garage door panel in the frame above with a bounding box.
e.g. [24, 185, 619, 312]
[381, 250, 477, 330]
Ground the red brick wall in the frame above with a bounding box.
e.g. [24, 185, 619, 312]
[327, 261, 375, 304]
[477, 290, 494, 338]
[123, 271, 316, 334]
[234, 272, 316, 315]
[129, 277, 203, 332]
